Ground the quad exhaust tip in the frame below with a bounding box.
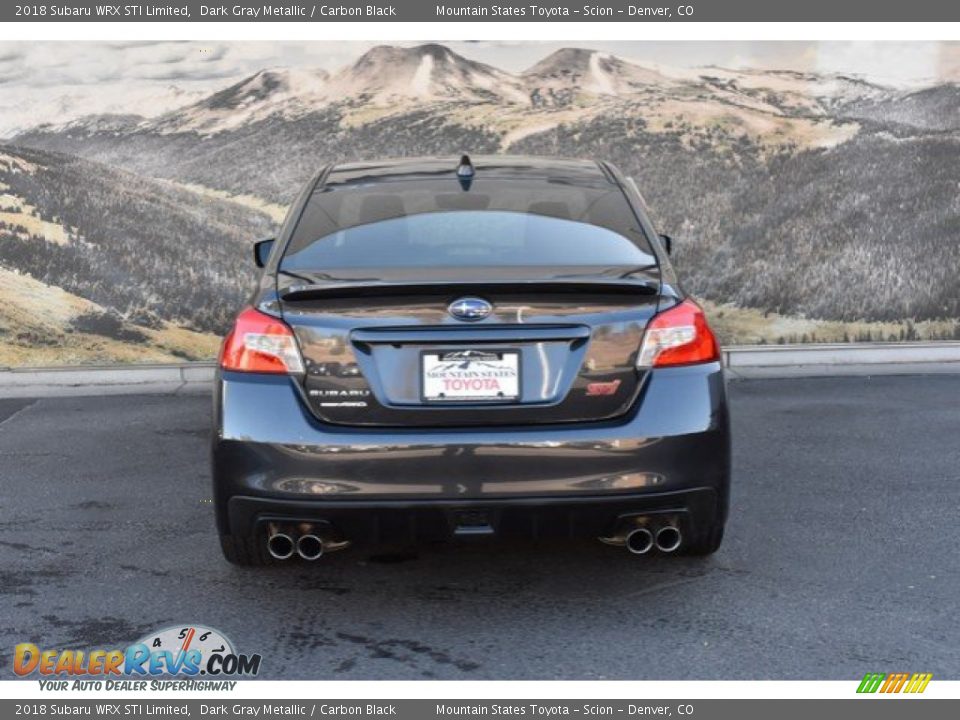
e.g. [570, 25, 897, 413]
[296, 534, 324, 561]
[600, 519, 683, 555]
[266, 533, 295, 561]
[266, 527, 347, 561]
[655, 526, 682, 553]
[625, 527, 654, 555]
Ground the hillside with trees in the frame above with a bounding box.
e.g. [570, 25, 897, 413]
[0, 145, 274, 356]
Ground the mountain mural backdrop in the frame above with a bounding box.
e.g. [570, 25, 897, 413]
[2, 43, 959, 365]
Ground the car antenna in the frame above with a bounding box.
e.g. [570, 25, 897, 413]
[457, 154, 475, 191]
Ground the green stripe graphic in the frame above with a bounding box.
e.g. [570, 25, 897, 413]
[857, 673, 886, 693]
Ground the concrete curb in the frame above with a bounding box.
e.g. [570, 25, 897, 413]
[722, 341, 960, 379]
[723, 341, 960, 368]
[0, 363, 215, 398]
[2, 343, 960, 397]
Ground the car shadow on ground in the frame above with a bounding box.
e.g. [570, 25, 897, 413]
[220, 536, 737, 598]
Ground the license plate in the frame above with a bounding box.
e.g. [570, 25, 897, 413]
[422, 349, 520, 402]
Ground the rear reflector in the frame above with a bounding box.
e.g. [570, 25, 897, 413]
[219, 307, 305, 375]
[637, 299, 720, 368]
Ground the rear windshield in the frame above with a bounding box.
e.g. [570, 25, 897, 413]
[281, 179, 655, 270]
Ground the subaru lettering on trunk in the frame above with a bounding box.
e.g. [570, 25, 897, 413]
[212, 155, 731, 565]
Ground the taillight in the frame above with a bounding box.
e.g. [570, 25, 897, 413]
[219, 307, 304, 374]
[637, 299, 720, 368]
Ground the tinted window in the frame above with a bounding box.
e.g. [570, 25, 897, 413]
[283, 178, 655, 269]
[282, 211, 653, 270]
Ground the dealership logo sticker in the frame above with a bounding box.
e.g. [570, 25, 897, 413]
[13, 624, 261, 682]
[856, 672, 932, 694]
[423, 350, 520, 401]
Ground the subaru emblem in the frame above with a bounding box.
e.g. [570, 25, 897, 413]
[448, 297, 492, 322]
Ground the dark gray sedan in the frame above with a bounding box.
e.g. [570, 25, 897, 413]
[212, 155, 730, 565]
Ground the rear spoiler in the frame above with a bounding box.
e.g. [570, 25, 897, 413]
[280, 279, 658, 301]
[351, 325, 593, 345]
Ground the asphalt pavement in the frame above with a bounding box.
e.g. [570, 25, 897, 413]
[1, 375, 958, 680]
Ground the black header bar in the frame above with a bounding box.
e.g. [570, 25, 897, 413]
[5, 0, 960, 22]
[0, 700, 958, 720]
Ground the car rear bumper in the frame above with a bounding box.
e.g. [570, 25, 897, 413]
[225, 488, 720, 545]
[212, 363, 730, 541]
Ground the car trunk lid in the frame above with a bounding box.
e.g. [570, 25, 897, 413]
[279, 266, 660, 427]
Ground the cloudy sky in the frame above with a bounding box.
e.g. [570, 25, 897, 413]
[1, 41, 957, 137]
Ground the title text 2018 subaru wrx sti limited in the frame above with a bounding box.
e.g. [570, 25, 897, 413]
[212, 156, 730, 565]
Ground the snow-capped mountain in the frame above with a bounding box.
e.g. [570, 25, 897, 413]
[151, 67, 331, 135]
[16, 44, 915, 142]
[147, 45, 530, 136]
[16, 42, 929, 210]
[321, 44, 530, 106]
[523, 48, 677, 106]
[0, 83, 209, 139]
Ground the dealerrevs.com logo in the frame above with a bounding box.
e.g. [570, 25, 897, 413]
[14, 625, 261, 687]
[857, 672, 932, 694]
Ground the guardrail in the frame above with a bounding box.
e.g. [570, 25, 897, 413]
[2, 342, 960, 397]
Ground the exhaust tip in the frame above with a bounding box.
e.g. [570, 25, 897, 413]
[655, 526, 682, 553]
[266, 533, 295, 560]
[625, 527, 654, 555]
[296, 534, 324, 561]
